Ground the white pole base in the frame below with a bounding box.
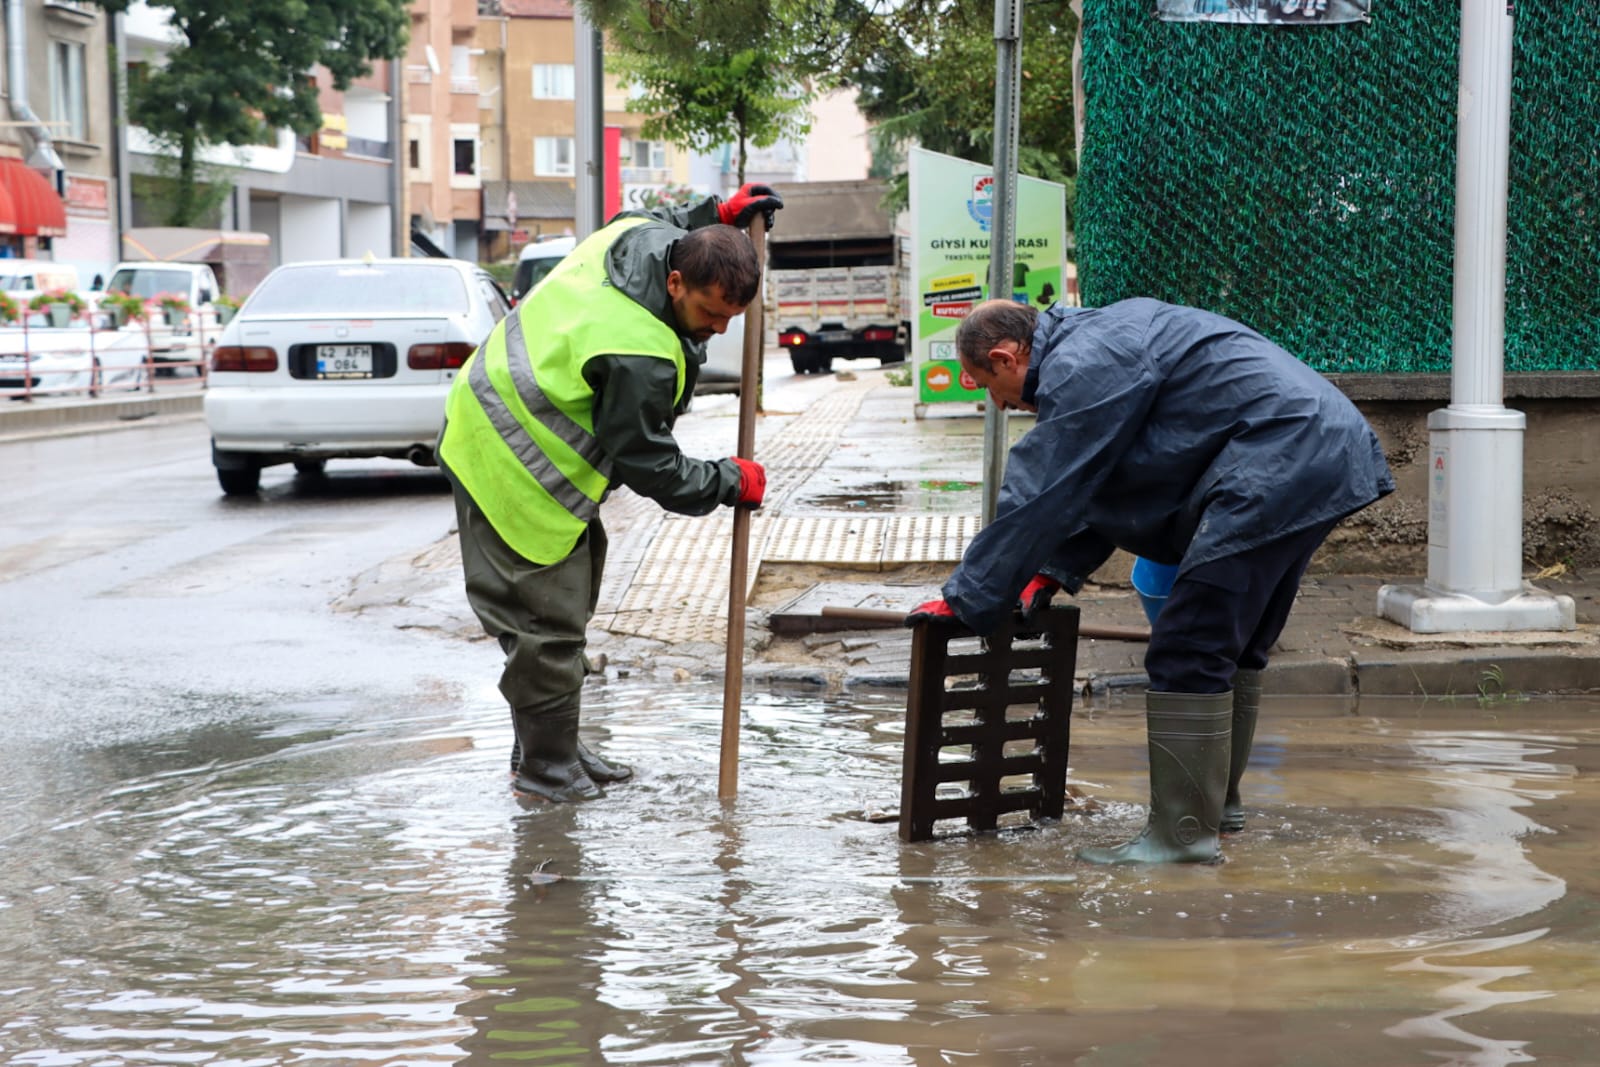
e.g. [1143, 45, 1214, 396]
[1377, 582, 1576, 634]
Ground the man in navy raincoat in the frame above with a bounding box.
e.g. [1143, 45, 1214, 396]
[909, 298, 1394, 865]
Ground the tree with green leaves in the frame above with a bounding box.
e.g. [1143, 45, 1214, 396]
[579, 1, 854, 186]
[840, 0, 1079, 222]
[92, 0, 410, 226]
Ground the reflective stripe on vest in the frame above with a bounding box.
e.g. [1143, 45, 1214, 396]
[440, 217, 685, 563]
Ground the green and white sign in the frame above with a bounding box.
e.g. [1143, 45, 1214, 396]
[909, 147, 1067, 408]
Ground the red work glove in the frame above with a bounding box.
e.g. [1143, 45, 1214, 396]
[717, 183, 784, 230]
[905, 598, 957, 627]
[731, 456, 766, 509]
[1018, 574, 1061, 620]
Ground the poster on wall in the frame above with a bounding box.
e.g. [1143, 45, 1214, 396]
[1154, 0, 1370, 24]
[909, 147, 1067, 411]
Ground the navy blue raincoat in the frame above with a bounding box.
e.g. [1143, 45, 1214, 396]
[943, 298, 1394, 634]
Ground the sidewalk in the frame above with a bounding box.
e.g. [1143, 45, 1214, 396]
[580, 368, 1600, 699]
[0, 386, 203, 442]
[10, 370, 1597, 698]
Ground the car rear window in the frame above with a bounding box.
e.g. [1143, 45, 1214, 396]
[246, 264, 470, 315]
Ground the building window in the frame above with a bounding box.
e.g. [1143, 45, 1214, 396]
[50, 40, 88, 141]
[409, 139, 421, 169]
[534, 137, 574, 177]
[628, 139, 667, 170]
[453, 138, 477, 176]
[533, 64, 574, 100]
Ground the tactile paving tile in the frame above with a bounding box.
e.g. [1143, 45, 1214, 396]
[882, 514, 982, 563]
[608, 512, 773, 644]
[596, 488, 659, 610]
[759, 436, 842, 472]
[760, 515, 887, 568]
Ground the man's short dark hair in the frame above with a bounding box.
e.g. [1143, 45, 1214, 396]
[956, 301, 1039, 372]
[670, 225, 761, 306]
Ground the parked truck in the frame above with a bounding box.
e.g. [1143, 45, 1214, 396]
[765, 180, 909, 375]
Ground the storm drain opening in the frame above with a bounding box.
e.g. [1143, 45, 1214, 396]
[898, 605, 1080, 842]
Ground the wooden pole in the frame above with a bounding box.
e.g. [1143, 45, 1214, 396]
[819, 605, 1151, 643]
[719, 214, 767, 799]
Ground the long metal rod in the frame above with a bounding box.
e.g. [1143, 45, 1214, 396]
[719, 215, 768, 799]
[982, 0, 1024, 525]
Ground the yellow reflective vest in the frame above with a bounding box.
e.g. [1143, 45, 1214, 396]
[439, 218, 687, 563]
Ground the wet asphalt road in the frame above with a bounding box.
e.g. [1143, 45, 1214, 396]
[0, 417, 490, 758]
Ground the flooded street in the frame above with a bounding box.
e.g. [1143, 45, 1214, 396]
[4, 675, 1598, 1065]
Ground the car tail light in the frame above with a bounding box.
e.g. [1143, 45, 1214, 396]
[863, 327, 896, 343]
[212, 346, 278, 372]
[408, 342, 476, 370]
[779, 330, 808, 347]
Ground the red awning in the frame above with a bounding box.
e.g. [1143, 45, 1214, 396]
[0, 176, 15, 236]
[0, 158, 67, 238]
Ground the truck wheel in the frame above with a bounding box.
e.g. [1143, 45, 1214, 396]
[293, 459, 326, 476]
[217, 466, 261, 496]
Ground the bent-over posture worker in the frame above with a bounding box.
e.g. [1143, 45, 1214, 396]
[909, 298, 1394, 864]
[439, 185, 783, 802]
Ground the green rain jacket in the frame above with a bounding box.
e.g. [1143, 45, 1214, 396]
[440, 199, 743, 563]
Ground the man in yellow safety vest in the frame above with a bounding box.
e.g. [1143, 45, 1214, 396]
[438, 185, 782, 802]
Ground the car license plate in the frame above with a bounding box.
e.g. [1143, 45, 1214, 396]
[820, 330, 851, 343]
[316, 344, 373, 378]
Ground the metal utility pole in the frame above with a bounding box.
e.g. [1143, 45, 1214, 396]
[573, 9, 604, 239]
[982, 0, 1024, 526]
[1377, 1, 1573, 632]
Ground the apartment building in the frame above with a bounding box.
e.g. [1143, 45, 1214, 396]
[0, 0, 109, 277]
[475, 0, 691, 261]
[404, 0, 482, 260]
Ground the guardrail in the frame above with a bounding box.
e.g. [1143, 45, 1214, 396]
[0, 310, 217, 403]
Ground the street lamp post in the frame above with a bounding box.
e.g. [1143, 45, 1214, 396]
[982, 0, 1023, 526]
[1376, 1, 1573, 632]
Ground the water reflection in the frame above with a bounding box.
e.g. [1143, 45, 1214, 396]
[1385, 928, 1551, 1067]
[1395, 729, 1571, 930]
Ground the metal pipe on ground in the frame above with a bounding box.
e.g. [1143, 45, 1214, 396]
[819, 605, 1150, 643]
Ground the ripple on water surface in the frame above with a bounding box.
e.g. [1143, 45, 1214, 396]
[2, 685, 1598, 1064]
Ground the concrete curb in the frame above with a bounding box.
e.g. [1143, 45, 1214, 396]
[0, 392, 204, 441]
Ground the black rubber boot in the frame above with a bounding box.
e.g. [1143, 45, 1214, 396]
[575, 741, 633, 783]
[509, 737, 631, 783]
[510, 703, 604, 803]
[1077, 690, 1231, 865]
[1222, 669, 1262, 834]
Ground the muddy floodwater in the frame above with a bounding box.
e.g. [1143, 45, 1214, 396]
[3, 681, 1598, 1065]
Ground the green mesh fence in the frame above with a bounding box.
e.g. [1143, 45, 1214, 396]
[1077, 3, 1599, 373]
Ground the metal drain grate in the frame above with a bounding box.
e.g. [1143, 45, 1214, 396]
[900, 605, 1081, 842]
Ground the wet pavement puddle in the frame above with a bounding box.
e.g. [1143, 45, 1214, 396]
[2, 683, 1597, 1064]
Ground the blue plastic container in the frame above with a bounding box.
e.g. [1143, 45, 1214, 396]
[1131, 557, 1180, 625]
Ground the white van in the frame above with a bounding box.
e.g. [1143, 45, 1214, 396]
[0, 258, 82, 300]
[511, 236, 576, 303]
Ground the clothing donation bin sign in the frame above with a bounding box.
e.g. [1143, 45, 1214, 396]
[909, 147, 1067, 410]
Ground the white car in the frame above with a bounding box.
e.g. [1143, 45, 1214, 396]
[0, 320, 152, 398]
[203, 258, 510, 496]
